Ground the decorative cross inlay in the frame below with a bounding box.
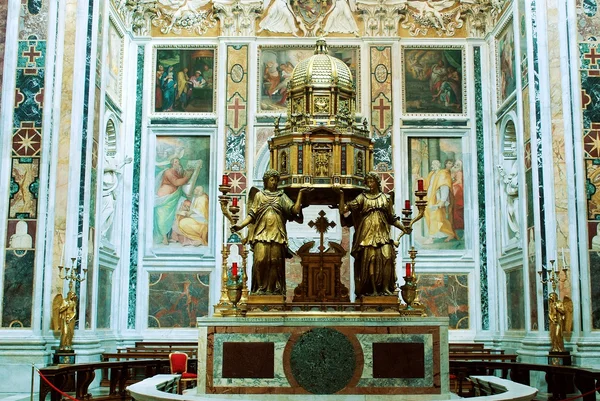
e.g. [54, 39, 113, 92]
[23, 45, 41, 64]
[227, 97, 246, 129]
[373, 97, 390, 130]
[308, 210, 336, 252]
[584, 47, 600, 66]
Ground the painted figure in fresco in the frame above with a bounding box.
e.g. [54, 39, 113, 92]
[548, 292, 566, 352]
[231, 169, 311, 296]
[258, 0, 300, 36]
[176, 67, 190, 109]
[154, 158, 194, 245]
[500, 28, 515, 100]
[155, 64, 164, 110]
[263, 60, 281, 98]
[323, 0, 359, 36]
[424, 160, 458, 244]
[202, 64, 213, 88]
[9, 220, 33, 249]
[451, 159, 464, 231]
[101, 154, 133, 241]
[338, 172, 406, 297]
[174, 185, 210, 246]
[161, 66, 177, 111]
[273, 62, 294, 105]
[52, 291, 78, 350]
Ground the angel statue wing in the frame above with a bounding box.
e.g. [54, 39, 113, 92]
[51, 294, 64, 331]
[563, 295, 574, 333]
[241, 187, 260, 245]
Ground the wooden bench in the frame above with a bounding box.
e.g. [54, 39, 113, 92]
[448, 343, 512, 395]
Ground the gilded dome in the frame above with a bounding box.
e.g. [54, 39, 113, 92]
[290, 39, 354, 92]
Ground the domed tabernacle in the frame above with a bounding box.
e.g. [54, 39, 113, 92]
[269, 39, 373, 205]
[290, 40, 354, 93]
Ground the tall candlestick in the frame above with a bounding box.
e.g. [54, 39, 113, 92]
[222, 174, 229, 186]
[406, 262, 412, 277]
[417, 179, 424, 192]
[232, 262, 238, 277]
[404, 200, 410, 209]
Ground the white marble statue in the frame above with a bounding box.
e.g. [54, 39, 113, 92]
[497, 161, 520, 240]
[258, 0, 300, 36]
[323, 0, 359, 36]
[101, 154, 133, 241]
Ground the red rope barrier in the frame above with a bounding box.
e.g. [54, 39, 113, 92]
[35, 366, 80, 401]
[554, 384, 600, 401]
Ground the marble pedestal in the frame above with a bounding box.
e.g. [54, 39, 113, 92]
[197, 315, 449, 398]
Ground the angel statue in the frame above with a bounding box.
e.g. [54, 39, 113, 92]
[231, 169, 311, 296]
[337, 172, 408, 298]
[52, 291, 78, 350]
[548, 293, 573, 353]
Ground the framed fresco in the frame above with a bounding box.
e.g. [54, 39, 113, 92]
[496, 19, 517, 106]
[106, 19, 123, 105]
[402, 46, 466, 116]
[153, 46, 216, 114]
[257, 45, 359, 113]
[147, 271, 210, 328]
[408, 136, 467, 251]
[150, 134, 213, 252]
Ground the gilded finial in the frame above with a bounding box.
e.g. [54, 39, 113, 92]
[314, 38, 328, 55]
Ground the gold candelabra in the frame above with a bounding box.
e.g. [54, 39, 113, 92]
[399, 247, 426, 316]
[538, 259, 569, 294]
[214, 175, 248, 317]
[58, 257, 87, 291]
[395, 182, 427, 245]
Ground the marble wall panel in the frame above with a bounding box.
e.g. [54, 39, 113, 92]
[96, 267, 113, 329]
[506, 268, 525, 330]
[370, 46, 393, 175]
[2, 0, 48, 331]
[2, 250, 35, 327]
[147, 272, 210, 328]
[579, 0, 600, 326]
[128, 46, 145, 329]
[0, 0, 7, 97]
[417, 274, 469, 330]
[474, 46, 489, 330]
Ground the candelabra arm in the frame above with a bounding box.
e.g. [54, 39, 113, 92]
[219, 196, 235, 225]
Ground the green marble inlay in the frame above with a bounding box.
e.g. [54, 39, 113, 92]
[356, 333, 433, 387]
[402, 120, 468, 127]
[290, 327, 356, 394]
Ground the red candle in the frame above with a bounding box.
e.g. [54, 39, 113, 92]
[406, 262, 412, 277]
[232, 197, 238, 207]
[232, 262, 238, 277]
[404, 200, 410, 209]
[222, 174, 229, 186]
[417, 179, 424, 191]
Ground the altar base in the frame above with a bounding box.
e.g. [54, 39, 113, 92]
[197, 315, 449, 397]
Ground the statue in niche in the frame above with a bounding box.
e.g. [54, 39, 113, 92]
[101, 154, 133, 241]
[337, 172, 407, 297]
[231, 169, 311, 295]
[497, 161, 520, 240]
[9, 220, 33, 249]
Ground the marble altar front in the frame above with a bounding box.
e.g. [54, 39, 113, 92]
[197, 316, 450, 398]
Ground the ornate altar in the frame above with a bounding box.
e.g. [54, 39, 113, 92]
[269, 38, 372, 205]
